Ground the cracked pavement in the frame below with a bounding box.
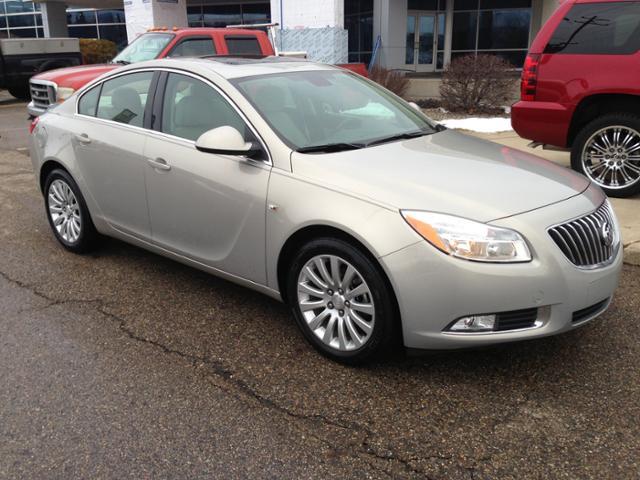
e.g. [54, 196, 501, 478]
[1, 99, 639, 479]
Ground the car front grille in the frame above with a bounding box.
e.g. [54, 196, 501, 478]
[29, 80, 56, 111]
[495, 308, 538, 331]
[548, 201, 617, 268]
[572, 298, 609, 324]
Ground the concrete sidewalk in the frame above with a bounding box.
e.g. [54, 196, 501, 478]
[468, 130, 640, 265]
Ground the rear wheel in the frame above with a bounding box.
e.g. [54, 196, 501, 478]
[286, 238, 397, 364]
[44, 169, 99, 253]
[571, 113, 640, 197]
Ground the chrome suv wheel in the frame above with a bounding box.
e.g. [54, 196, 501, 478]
[44, 169, 98, 253]
[287, 237, 396, 364]
[572, 114, 640, 198]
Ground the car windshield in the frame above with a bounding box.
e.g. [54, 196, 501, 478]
[112, 33, 174, 64]
[232, 70, 437, 151]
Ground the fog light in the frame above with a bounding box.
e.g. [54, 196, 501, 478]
[448, 314, 496, 332]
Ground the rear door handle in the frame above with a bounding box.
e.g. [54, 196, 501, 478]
[147, 157, 171, 171]
[75, 133, 91, 144]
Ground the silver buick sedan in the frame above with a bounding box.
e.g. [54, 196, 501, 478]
[29, 57, 622, 363]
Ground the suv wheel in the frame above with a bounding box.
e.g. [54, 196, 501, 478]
[286, 238, 396, 364]
[572, 113, 640, 197]
[44, 169, 99, 253]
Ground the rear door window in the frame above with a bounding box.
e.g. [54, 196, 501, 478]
[168, 37, 216, 57]
[96, 71, 155, 128]
[545, 2, 640, 54]
[225, 35, 262, 55]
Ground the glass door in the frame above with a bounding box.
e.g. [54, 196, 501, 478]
[405, 13, 436, 72]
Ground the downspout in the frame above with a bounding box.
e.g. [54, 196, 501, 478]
[279, 0, 284, 51]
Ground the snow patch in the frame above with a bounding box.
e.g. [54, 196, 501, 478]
[440, 117, 513, 133]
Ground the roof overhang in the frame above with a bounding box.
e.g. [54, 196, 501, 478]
[33, 0, 124, 8]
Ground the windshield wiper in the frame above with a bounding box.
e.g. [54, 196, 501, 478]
[365, 129, 433, 147]
[296, 142, 366, 154]
[113, 60, 130, 65]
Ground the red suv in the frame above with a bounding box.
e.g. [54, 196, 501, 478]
[512, 0, 640, 197]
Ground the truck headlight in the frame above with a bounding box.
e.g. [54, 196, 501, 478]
[401, 211, 532, 263]
[56, 87, 75, 102]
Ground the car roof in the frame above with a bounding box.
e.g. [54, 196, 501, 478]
[129, 56, 337, 80]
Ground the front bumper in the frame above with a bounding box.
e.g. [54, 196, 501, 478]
[382, 186, 622, 350]
[27, 100, 47, 117]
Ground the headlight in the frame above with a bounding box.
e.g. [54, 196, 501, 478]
[56, 87, 75, 103]
[401, 211, 532, 263]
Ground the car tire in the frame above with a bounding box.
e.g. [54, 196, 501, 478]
[286, 237, 397, 364]
[44, 169, 99, 253]
[571, 113, 640, 198]
[8, 86, 31, 100]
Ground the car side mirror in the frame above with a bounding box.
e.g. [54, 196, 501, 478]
[408, 102, 421, 112]
[195, 126, 263, 159]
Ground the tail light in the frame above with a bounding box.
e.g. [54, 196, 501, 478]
[29, 115, 39, 135]
[521, 53, 541, 101]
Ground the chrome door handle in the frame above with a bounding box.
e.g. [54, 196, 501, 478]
[76, 133, 91, 144]
[147, 157, 171, 171]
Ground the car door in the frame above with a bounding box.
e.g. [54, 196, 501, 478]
[73, 70, 157, 240]
[143, 71, 271, 284]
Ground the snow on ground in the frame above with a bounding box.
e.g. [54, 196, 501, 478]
[439, 117, 513, 133]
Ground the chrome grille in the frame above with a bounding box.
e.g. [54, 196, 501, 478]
[548, 202, 617, 268]
[29, 80, 56, 111]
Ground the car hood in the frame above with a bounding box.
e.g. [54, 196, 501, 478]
[290, 129, 590, 222]
[32, 64, 119, 90]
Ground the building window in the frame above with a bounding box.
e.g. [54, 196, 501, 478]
[345, 0, 373, 64]
[67, 8, 127, 50]
[187, 2, 270, 28]
[451, 0, 531, 67]
[0, 1, 44, 38]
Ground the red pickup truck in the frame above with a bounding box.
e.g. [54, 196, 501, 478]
[28, 27, 368, 118]
[511, 0, 640, 197]
[28, 28, 275, 116]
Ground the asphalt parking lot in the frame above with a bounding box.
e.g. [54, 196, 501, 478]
[1, 97, 639, 479]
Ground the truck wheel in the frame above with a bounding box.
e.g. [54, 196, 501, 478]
[8, 86, 31, 100]
[571, 113, 640, 198]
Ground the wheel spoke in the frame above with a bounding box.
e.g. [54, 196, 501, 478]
[349, 311, 373, 335]
[344, 315, 363, 347]
[345, 283, 367, 300]
[298, 281, 324, 298]
[340, 265, 356, 289]
[329, 256, 341, 287]
[350, 300, 374, 316]
[300, 299, 324, 312]
[314, 258, 334, 287]
[308, 308, 331, 330]
[337, 317, 348, 350]
[322, 315, 337, 344]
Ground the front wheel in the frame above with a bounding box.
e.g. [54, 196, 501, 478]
[286, 238, 397, 364]
[571, 113, 640, 198]
[8, 86, 31, 100]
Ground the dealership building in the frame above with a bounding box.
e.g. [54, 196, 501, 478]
[5, 0, 561, 72]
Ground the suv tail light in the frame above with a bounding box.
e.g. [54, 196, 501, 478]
[521, 53, 541, 101]
[29, 115, 39, 135]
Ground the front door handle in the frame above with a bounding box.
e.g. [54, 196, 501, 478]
[147, 157, 171, 171]
[75, 133, 91, 144]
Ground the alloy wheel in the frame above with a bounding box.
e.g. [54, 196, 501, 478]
[297, 254, 376, 352]
[581, 125, 640, 190]
[48, 179, 82, 244]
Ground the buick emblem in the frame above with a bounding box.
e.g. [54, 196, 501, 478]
[600, 222, 614, 247]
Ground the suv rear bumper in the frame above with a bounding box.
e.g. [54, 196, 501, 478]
[511, 100, 573, 148]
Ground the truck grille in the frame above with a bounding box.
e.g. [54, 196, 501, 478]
[29, 80, 56, 111]
[548, 201, 617, 268]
